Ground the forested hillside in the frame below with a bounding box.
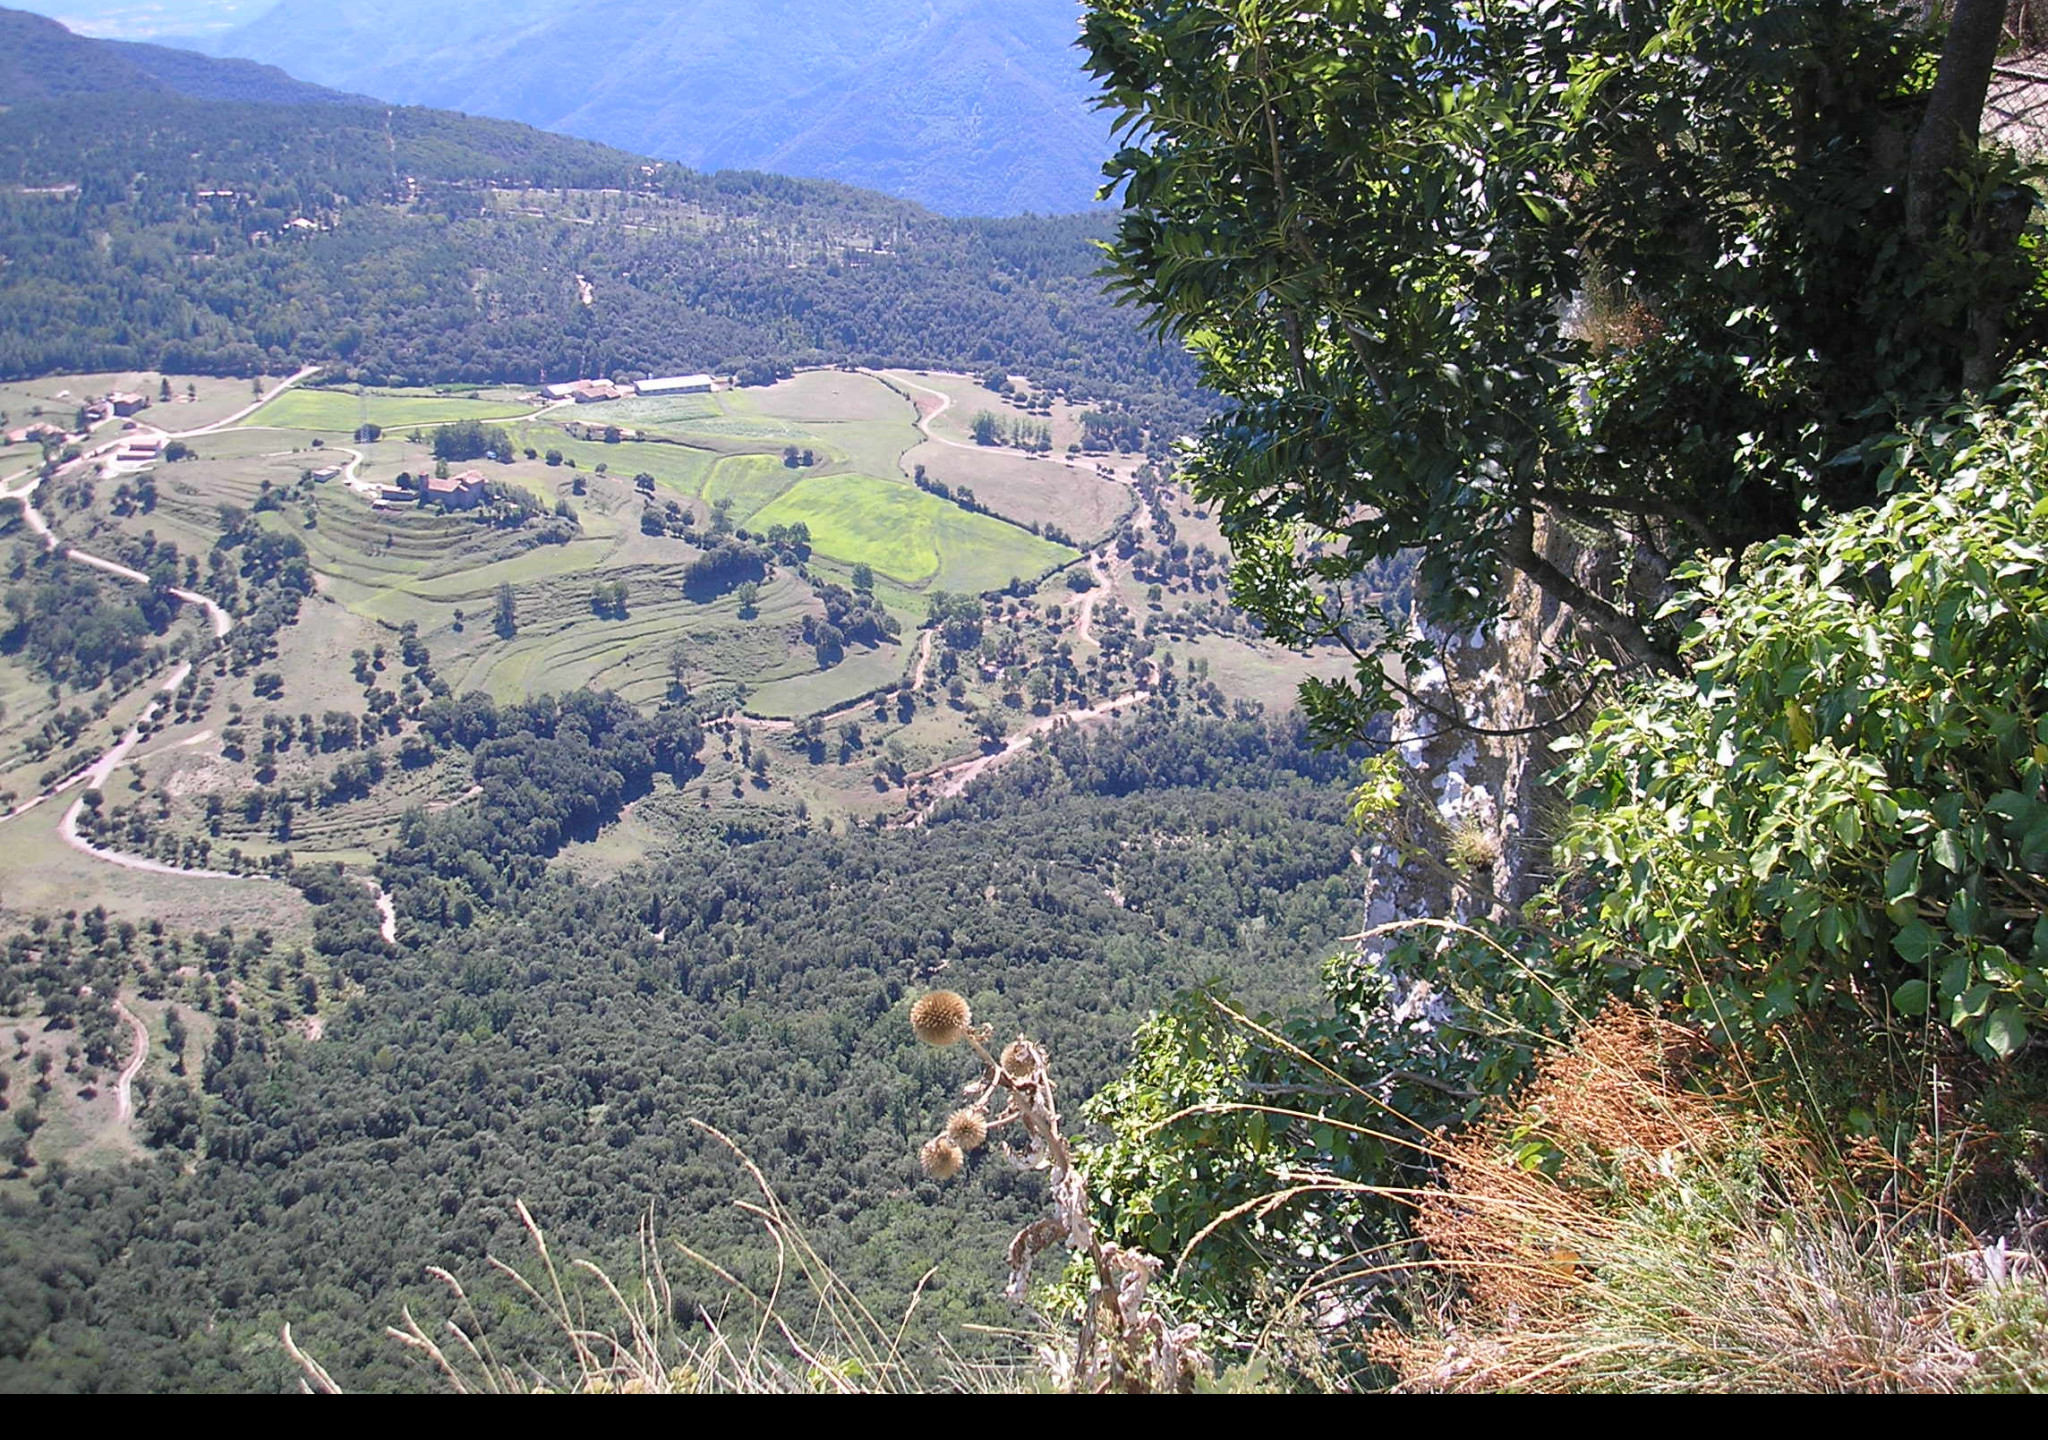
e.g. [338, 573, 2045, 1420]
[0, 86, 1204, 433]
[0, 713, 1362, 1392]
[0, 8, 365, 107]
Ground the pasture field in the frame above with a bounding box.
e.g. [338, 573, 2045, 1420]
[506, 424, 722, 501]
[603, 373, 924, 486]
[0, 370, 273, 436]
[240, 386, 536, 433]
[906, 439, 1133, 542]
[742, 637, 917, 718]
[703, 452, 802, 519]
[601, 393, 815, 443]
[1175, 629, 1351, 711]
[751, 472, 1074, 589]
[748, 369, 911, 424]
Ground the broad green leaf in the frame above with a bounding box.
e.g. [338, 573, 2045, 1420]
[1940, 951, 1973, 999]
[1931, 829, 1967, 872]
[1983, 1007, 2028, 1060]
[1892, 919, 1939, 966]
[1892, 979, 1930, 1016]
[1883, 850, 1921, 906]
[1952, 984, 1996, 1023]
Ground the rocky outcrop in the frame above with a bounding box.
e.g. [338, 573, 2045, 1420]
[1357, 520, 1651, 999]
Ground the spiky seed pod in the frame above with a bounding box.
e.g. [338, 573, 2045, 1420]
[946, 1108, 988, 1151]
[1000, 1039, 1036, 1080]
[920, 1134, 964, 1180]
[910, 990, 972, 1047]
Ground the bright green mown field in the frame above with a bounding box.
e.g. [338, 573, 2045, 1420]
[240, 388, 535, 433]
[750, 473, 1074, 588]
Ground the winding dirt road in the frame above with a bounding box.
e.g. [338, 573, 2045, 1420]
[368, 880, 397, 945]
[901, 687, 1153, 828]
[2, 367, 400, 1006]
[908, 630, 935, 689]
[111, 999, 148, 1124]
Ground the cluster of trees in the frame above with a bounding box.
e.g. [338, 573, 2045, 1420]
[206, 515, 315, 675]
[385, 688, 705, 911]
[1082, 0, 2048, 739]
[910, 464, 994, 520]
[680, 535, 772, 596]
[1, 549, 179, 690]
[587, 578, 630, 618]
[1077, 408, 1145, 454]
[969, 410, 1054, 452]
[760, 522, 812, 561]
[807, 579, 899, 666]
[429, 420, 513, 463]
[0, 93, 1209, 438]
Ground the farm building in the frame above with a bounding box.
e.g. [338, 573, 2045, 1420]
[546, 379, 627, 404]
[563, 419, 642, 442]
[424, 469, 488, 509]
[635, 373, 715, 395]
[310, 466, 343, 482]
[5, 422, 68, 446]
[106, 391, 151, 417]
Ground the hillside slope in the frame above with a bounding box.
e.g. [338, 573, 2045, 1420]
[0, 84, 1200, 428]
[0, 7, 367, 107]
[209, 0, 1111, 215]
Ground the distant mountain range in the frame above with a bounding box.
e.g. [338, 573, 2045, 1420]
[0, 8, 1201, 430]
[193, 0, 1113, 217]
[0, 6, 369, 107]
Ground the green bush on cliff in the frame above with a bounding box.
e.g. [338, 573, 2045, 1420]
[1554, 370, 2048, 1059]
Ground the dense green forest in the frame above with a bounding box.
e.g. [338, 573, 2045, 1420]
[0, 712, 1365, 1392]
[0, 91, 1206, 434]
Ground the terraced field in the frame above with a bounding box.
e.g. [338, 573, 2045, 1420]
[0, 365, 1366, 933]
[443, 568, 836, 707]
[288, 488, 616, 627]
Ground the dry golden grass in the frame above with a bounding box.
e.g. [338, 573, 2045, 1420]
[1377, 1006, 2048, 1394]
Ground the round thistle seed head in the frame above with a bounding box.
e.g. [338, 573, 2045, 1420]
[946, 1108, 988, 1151]
[910, 990, 972, 1047]
[1000, 1039, 1036, 1080]
[920, 1134, 964, 1180]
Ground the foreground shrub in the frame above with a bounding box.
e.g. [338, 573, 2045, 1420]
[1555, 371, 2048, 1058]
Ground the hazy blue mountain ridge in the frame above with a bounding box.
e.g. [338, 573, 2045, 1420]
[0, 6, 368, 107]
[210, 0, 1113, 215]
